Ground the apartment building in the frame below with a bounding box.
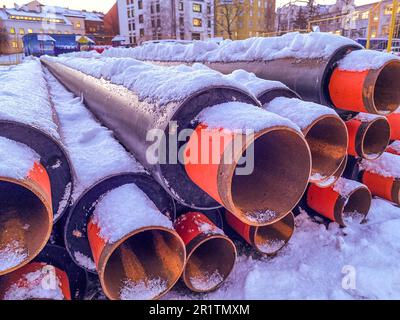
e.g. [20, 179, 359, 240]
[215, 0, 276, 40]
[117, 0, 214, 46]
[0, 1, 105, 54]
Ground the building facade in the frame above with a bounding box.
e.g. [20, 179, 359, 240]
[0, 1, 105, 54]
[117, 0, 215, 46]
[276, 0, 399, 40]
[214, 0, 276, 40]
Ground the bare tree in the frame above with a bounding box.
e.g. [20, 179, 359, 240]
[215, 0, 245, 39]
[0, 20, 9, 55]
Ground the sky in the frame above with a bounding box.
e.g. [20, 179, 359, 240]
[0, 0, 383, 14]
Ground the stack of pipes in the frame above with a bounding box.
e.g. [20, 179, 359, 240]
[1, 32, 400, 300]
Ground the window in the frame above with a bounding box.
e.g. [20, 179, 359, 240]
[139, 15, 144, 24]
[140, 28, 145, 37]
[12, 41, 18, 48]
[19, 28, 25, 35]
[179, 2, 184, 11]
[192, 33, 201, 40]
[193, 18, 202, 27]
[193, 3, 202, 13]
[10, 27, 16, 34]
[76, 22, 81, 28]
[138, 0, 143, 10]
[208, 20, 211, 29]
[28, 29, 33, 34]
[361, 11, 369, 20]
[156, 4, 160, 12]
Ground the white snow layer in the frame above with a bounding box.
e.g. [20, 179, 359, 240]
[102, 32, 359, 62]
[0, 59, 59, 138]
[44, 70, 143, 200]
[360, 152, 400, 178]
[196, 102, 301, 133]
[44, 56, 249, 105]
[120, 278, 168, 300]
[0, 137, 40, 180]
[92, 184, 173, 243]
[165, 199, 400, 300]
[3, 266, 64, 300]
[338, 49, 400, 72]
[354, 112, 383, 122]
[265, 97, 338, 130]
[333, 178, 365, 198]
[0, 241, 28, 273]
[73, 251, 96, 271]
[389, 141, 400, 153]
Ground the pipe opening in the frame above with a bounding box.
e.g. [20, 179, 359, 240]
[0, 181, 51, 274]
[184, 236, 236, 292]
[362, 118, 390, 160]
[305, 116, 348, 181]
[374, 61, 400, 114]
[254, 212, 295, 255]
[342, 188, 371, 225]
[103, 229, 185, 300]
[231, 129, 311, 224]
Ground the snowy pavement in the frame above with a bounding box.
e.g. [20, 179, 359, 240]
[166, 199, 400, 300]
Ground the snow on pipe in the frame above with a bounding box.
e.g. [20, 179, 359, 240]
[386, 112, 400, 141]
[0, 144, 52, 276]
[0, 60, 74, 223]
[65, 174, 185, 300]
[306, 178, 372, 227]
[42, 58, 312, 226]
[174, 212, 236, 293]
[386, 142, 400, 156]
[225, 211, 295, 255]
[358, 152, 400, 205]
[345, 114, 390, 160]
[254, 84, 348, 186]
[0, 245, 86, 300]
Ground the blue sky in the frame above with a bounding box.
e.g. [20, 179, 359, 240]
[1, 0, 381, 14]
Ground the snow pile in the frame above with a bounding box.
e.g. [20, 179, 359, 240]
[60, 50, 101, 59]
[196, 102, 300, 134]
[0, 241, 28, 273]
[388, 141, 400, 153]
[338, 50, 400, 72]
[333, 178, 365, 198]
[103, 32, 359, 62]
[0, 59, 59, 138]
[120, 278, 168, 300]
[45, 56, 248, 105]
[265, 97, 338, 130]
[257, 239, 287, 255]
[74, 251, 96, 271]
[0, 137, 40, 180]
[44, 70, 143, 200]
[360, 152, 400, 178]
[224, 69, 289, 97]
[190, 271, 224, 291]
[166, 199, 400, 300]
[354, 112, 383, 122]
[92, 184, 173, 243]
[3, 265, 64, 300]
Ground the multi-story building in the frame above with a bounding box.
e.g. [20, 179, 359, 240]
[0, 1, 105, 54]
[117, 0, 215, 46]
[276, 0, 399, 40]
[214, 0, 276, 40]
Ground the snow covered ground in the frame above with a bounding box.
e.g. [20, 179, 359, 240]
[166, 199, 400, 300]
[0, 53, 24, 66]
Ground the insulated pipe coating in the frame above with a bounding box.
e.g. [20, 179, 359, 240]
[174, 212, 236, 293]
[42, 59, 312, 223]
[257, 88, 348, 185]
[345, 117, 391, 160]
[64, 173, 185, 300]
[42, 58, 258, 210]
[0, 161, 53, 276]
[225, 211, 295, 255]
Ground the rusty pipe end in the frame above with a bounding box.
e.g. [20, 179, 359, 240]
[371, 60, 400, 115]
[340, 186, 372, 226]
[0, 166, 53, 276]
[347, 117, 390, 160]
[330, 59, 400, 115]
[315, 155, 348, 188]
[96, 227, 186, 300]
[183, 235, 236, 293]
[304, 115, 348, 184]
[253, 211, 295, 255]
